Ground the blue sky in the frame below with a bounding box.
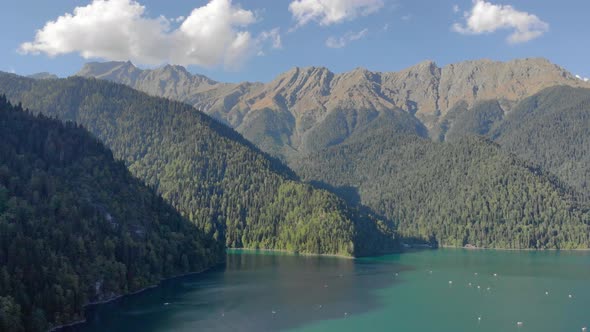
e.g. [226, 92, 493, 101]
[3, 0, 589, 83]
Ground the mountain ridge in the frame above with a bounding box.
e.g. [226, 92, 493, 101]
[76, 58, 590, 160]
[0, 72, 399, 258]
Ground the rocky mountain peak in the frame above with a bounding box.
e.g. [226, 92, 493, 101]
[75, 58, 590, 158]
[77, 61, 138, 79]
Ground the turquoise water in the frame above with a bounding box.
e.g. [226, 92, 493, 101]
[66, 249, 590, 332]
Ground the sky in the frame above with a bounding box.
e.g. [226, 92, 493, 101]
[3, 0, 589, 83]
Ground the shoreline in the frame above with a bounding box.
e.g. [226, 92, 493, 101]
[439, 245, 590, 252]
[48, 265, 218, 332]
[49, 245, 589, 331]
[229, 247, 355, 259]
[48, 247, 356, 331]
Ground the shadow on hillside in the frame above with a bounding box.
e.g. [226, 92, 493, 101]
[308, 180, 362, 206]
[307, 180, 439, 255]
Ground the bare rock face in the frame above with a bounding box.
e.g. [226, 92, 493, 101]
[76, 58, 589, 158]
[436, 58, 579, 116]
[77, 61, 220, 101]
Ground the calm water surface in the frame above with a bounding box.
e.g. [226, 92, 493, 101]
[67, 249, 590, 332]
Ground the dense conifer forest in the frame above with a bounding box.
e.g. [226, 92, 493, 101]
[0, 73, 398, 258]
[0, 97, 223, 331]
[293, 132, 590, 249]
[492, 86, 590, 199]
[1, 72, 589, 331]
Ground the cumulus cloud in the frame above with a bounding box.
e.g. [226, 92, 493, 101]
[289, 0, 384, 27]
[326, 28, 368, 48]
[19, 0, 276, 69]
[452, 0, 549, 44]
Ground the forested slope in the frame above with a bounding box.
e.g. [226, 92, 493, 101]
[492, 86, 590, 198]
[437, 86, 590, 199]
[0, 73, 398, 257]
[293, 132, 590, 249]
[0, 97, 222, 331]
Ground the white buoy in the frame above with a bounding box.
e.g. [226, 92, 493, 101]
[477, 285, 481, 289]
[272, 310, 277, 315]
[493, 273, 498, 277]
[395, 273, 399, 277]
[545, 291, 549, 295]
[468, 282, 472, 287]
[569, 294, 573, 299]
[487, 287, 491, 291]
[449, 280, 453, 285]
[164, 302, 170, 306]
[582, 326, 587, 332]
[474, 272, 478, 276]
[517, 321, 524, 327]
[478, 316, 482, 321]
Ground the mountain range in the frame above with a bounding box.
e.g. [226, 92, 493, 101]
[0, 72, 397, 258]
[1, 57, 590, 330]
[77, 58, 590, 160]
[75, 57, 590, 248]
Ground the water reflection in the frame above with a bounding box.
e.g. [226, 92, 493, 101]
[66, 251, 410, 332]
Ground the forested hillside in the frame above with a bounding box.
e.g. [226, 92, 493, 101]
[0, 73, 398, 257]
[293, 132, 590, 249]
[0, 97, 223, 331]
[492, 86, 590, 199]
[436, 86, 590, 199]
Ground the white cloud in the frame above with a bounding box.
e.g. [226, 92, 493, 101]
[452, 0, 549, 44]
[326, 28, 368, 48]
[453, 4, 460, 13]
[289, 0, 384, 27]
[258, 28, 282, 49]
[255, 28, 282, 56]
[19, 0, 273, 69]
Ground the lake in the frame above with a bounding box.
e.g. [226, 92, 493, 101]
[65, 249, 590, 332]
